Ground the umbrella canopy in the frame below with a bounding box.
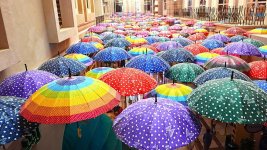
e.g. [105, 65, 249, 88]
[184, 44, 209, 55]
[188, 78, 267, 124]
[20, 76, 121, 124]
[204, 55, 250, 72]
[66, 42, 98, 55]
[94, 47, 131, 62]
[38, 56, 86, 77]
[194, 67, 252, 86]
[210, 48, 240, 57]
[171, 37, 193, 46]
[125, 36, 148, 46]
[180, 28, 195, 35]
[88, 42, 104, 50]
[158, 37, 170, 42]
[202, 39, 225, 50]
[204, 22, 215, 27]
[160, 48, 195, 63]
[156, 41, 183, 51]
[128, 47, 155, 57]
[187, 33, 206, 41]
[100, 68, 157, 96]
[248, 60, 267, 80]
[0, 70, 58, 99]
[102, 33, 124, 44]
[85, 67, 115, 79]
[105, 38, 131, 48]
[64, 53, 93, 66]
[126, 55, 170, 73]
[207, 34, 230, 43]
[247, 28, 267, 34]
[88, 26, 106, 33]
[243, 38, 264, 48]
[113, 98, 201, 150]
[145, 36, 160, 44]
[0, 96, 38, 145]
[194, 28, 209, 36]
[166, 63, 204, 82]
[225, 27, 246, 35]
[254, 80, 267, 92]
[196, 52, 220, 66]
[229, 35, 248, 42]
[224, 41, 261, 56]
[81, 36, 103, 44]
[259, 45, 267, 56]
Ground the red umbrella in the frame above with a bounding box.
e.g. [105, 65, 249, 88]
[82, 37, 103, 44]
[187, 33, 206, 41]
[159, 31, 172, 38]
[225, 27, 246, 35]
[185, 20, 196, 26]
[211, 48, 240, 57]
[184, 44, 209, 55]
[100, 68, 157, 96]
[247, 60, 267, 80]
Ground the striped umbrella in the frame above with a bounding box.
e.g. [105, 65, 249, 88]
[64, 54, 93, 66]
[85, 67, 114, 79]
[259, 45, 267, 56]
[88, 42, 104, 50]
[195, 52, 220, 66]
[82, 36, 103, 44]
[128, 47, 155, 57]
[66, 42, 98, 55]
[247, 28, 267, 34]
[20, 76, 121, 124]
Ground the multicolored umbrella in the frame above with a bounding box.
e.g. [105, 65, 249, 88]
[38, 56, 86, 77]
[113, 98, 201, 150]
[64, 54, 93, 66]
[224, 41, 261, 56]
[224, 27, 246, 35]
[125, 36, 148, 46]
[128, 47, 155, 57]
[210, 48, 240, 57]
[100, 68, 157, 96]
[166, 63, 204, 83]
[259, 45, 267, 56]
[243, 38, 264, 48]
[184, 44, 209, 55]
[202, 39, 225, 50]
[126, 55, 170, 73]
[66, 42, 98, 55]
[230, 35, 248, 42]
[195, 52, 220, 65]
[85, 67, 115, 79]
[254, 80, 267, 92]
[0, 96, 38, 145]
[187, 33, 206, 41]
[160, 48, 195, 63]
[142, 45, 159, 53]
[194, 28, 209, 36]
[94, 47, 131, 62]
[20, 76, 121, 124]
[171, 37, 193, 46]
[194, 67, 252, 86]
[105, 38, 131, 48]
[247, 28, 267, 34]
[204, 55, 250, 72]
[248, 60, 267, 80]
[156, 41, 183, 51]
[207, 34, 230, 43]
[88, 42, 104, 50]
[82, 36, 103, 44]
[188, 78, 267, 124]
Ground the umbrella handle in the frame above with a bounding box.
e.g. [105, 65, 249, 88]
[231, 71, 234, 80]
[68, 68, 72, 78]
[77, 122, 82, 138]
[154, 94, 157, 104]
[24, 64, 28, 71]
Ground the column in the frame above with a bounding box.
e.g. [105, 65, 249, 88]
[206, 0, 212, 7]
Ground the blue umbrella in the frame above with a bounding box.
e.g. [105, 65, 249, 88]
[230, 35, 247, 42]
[254, 80, 267, 92]
[171, 37, 193, 46]
[126, 55, 170, 73]
[145, 36, 160, 44]
[194, 67, 252, 86]
[160, 48, 195, 63]
[207, 34, 230, 43]
[66, 42, 98, 55]
[158, 37, 170, 42]
[94, 47, 131, 62]
[202, 39, 225, 50]
[101, 33, 124, 44]
[105, 38, 131, 48]
[38, 56, 86, 77]
[0, 96, 38, 145]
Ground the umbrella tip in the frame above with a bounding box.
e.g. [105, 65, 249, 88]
[154, 94, 157, 104]
[58, 51, 60, 56]
[24, 64, 28, 71]
[77, 127, 82, 138]
[68, 68, 72, 78]
[231, 71, 234, 80]
[224, 62, 227, 68]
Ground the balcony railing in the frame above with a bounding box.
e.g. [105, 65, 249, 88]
[175, 6, 266, 25]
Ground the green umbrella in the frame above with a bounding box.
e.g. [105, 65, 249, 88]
[188, 77, 267, 124]
[243, 38, 264, 48]
[165, 63, 205, 82]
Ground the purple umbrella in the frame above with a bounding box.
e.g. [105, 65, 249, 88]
[0, 65, 59, 98]
[157, 41, 183, 51]
[224, 41, 261, 56]
[113, 98, 201, 150]
[207, 33, 230, 43]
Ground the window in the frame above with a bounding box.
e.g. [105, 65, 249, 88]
[247, 0, 266, 8]
[218, 0, 228, 11]
[115, 0, 123, 12]
[200, 0, 206, 8]
[144, 0, 151, 12]
[164, 0, 167, 10]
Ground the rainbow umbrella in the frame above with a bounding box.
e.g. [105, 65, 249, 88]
[125, 36, 148, 46]
[85, 67, 114, 79]
[259, 45, 267, 56]
[20, 76, 121, 124]
[64, 54, 93, 66]
[247, 28, 267, 34]
[194, 28, 208, 36]
[128, 47, 155, 57]
[196, 52, 220, 65]
[88, 42, 104, 50]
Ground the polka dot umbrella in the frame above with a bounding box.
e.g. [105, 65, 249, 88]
[64, 53, 93, 67]
[247, 60, 267, 80]
[93, 47, 131, 62]
[184, 44, 209, 55]
[224, 41, 261, 56]
[145, 36, 160, 44]
[188, 77, 267, 124]
[66, 42, 98, 55]
[126, 54, 170, 73]
[159, 48, 195, 63]
[102, 33, 124, 44]
[104, 38, 131, 48]
[229, 35, 248, 42]
[194, 67, 252, 86]
[20, 76, 121, 124]
[38, 56, 86, 77]
[0, 96, 38, 145]
[243, 38, 264, 48]
[202, 39, 225, 50]
[171, 37, 193, 47]
[156, 41, 183, 51]
[207, 33, 230, 43]
[85, 67, 115, 79]
[254, 80, 267, 92]
[195, 52, 220, 66]
[100, 68, 157, 96]
[224, 27, 246, 35]
[113, 98, 201, 150]
[165, 63, 204, 83]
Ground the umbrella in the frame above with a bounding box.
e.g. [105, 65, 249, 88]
[156, 41, 183, 51]
[225, 27, 246, 35]
[207, 34, 230, 43]
[224, 41, 261, 56]
[180, 28, 195, 35]
[81, 36, 103, 44]
[66, 42, 98, 55]
[100, 68, 157, 96]
[204, 22, 215, 27]
[114, 30, 127, 36]
[88, 26, 106, 33]
[185, 20, 196, 26]
[210, 48, 240, 57]
[194, 67, 252, 86]
[188, 78, 267, 124]
[85, 67, 115, 79]
[194, 28, 209, 36]
[187, 33, 206, 41]
[169, 25, 182, 30]
[149, 31, 160, 36]
[102, 33, 124, 44]
[195, 52, 220, 66]
[142, 45, 159, 53]
[64, 54, 93, 66]
[38, 56, 86, 77]
[0, 68, 58, 99]
[243, 38, 264, 48]
[229, 35, 248, 42]
[259, 45, 267, 56]
[135, 30, 150, 37]
[113, 98, 201, 150]
[160, 48, 195, 63]
[105, 38, 131, 48]
[145, 36, 160, 44]
[125, 36, 148, 46]
[202, 39, 225, 50]
[247, 60, 267, 80]
[88, 42, 104, 50]
[0, 96, 38, 145]
[166, 63, 204, 82]
[158, 37, 170, 42]
[247, 28, 267, 34]
[204, 55, 250, 72]
[20, 76, 121, 124]
[171, 37, 193, 46]
[253, 80, 267, 92]
[94, 47, 131, 62]
[128, 47, 155, 57]
[184, 44, 209, 55]
[159, 31, 172, 38]
[126, 55, 170, 73]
